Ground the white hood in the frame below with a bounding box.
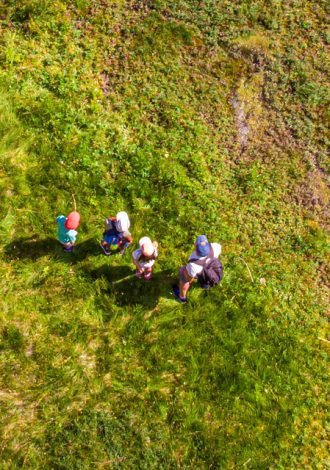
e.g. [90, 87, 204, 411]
[115, 211, 130, 232]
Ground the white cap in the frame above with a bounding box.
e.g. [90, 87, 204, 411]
[115, 211, 130, 232]
[139, 237, 154, 257]
[139, 236, 152, 247]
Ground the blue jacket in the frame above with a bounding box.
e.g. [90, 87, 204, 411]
[56, 215, 78, 244]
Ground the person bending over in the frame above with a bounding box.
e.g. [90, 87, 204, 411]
[132, 236, 158, 281]
[173, 235, 222, 303]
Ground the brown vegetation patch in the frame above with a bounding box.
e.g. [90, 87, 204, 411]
[230, 92, 249, 151]
[296, 170, 330, 224]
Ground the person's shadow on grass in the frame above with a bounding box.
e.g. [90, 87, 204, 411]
[87, 265, 175, 309]
[4, 236, 101, 262]
[5, 236, 56, 261]
[5, 238, 177, 309]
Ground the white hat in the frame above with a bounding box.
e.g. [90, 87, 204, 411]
[139, 236, 154, 257]
[115, 211, 130, 232]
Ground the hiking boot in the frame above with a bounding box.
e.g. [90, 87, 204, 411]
[63, 245, 74, 253]
[100, 242, 111, 256]
[135, 270, 143, 279]
[172, 285, 187, 304]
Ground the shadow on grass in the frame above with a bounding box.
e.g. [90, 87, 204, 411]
[5, 236, 57, 261]
[5, 237, 176, 310]
[4, 236, 101, 262]
[87, 265, 175, 309]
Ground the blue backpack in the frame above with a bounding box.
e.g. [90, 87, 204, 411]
[103, 220, 120, 245]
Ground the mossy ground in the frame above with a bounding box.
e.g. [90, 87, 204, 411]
[0, 1, 329, 468]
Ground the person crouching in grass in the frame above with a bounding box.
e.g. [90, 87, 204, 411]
[173, 235, 222, 303]
[100, 211, 133, 256]
[132, 237, 158, 281]
[56, 211, 80, 252]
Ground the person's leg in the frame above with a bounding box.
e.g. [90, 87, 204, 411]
[100, 240, 111, 255]
[63, 242, 74, 252]
[119, 240, 131, 255]
[133, 259, 144, 277]
[119, 245, 127, 255]
[179, 267, 192, 299]
[179, 278, 191, 299]
[173, 267, 190, 303]
[143, 267, 153, 280]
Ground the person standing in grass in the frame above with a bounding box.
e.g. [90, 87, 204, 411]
[132, 236, 158, 281]
[100, 211, 133, 255]
[56, 211, 80, 253]
[173, 235, 222, 303]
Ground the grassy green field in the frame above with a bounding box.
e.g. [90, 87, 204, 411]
[0, 1, 329, 468]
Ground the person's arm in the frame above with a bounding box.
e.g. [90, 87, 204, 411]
[121, 231, 133, 248]
[56, 215, 65, 224]
[132, 249, 143, 272]
[152, 241, 158, 258]
[133, 259, 143, 272]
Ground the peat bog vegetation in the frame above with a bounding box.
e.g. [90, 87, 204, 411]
[0, 1, 329, 468]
